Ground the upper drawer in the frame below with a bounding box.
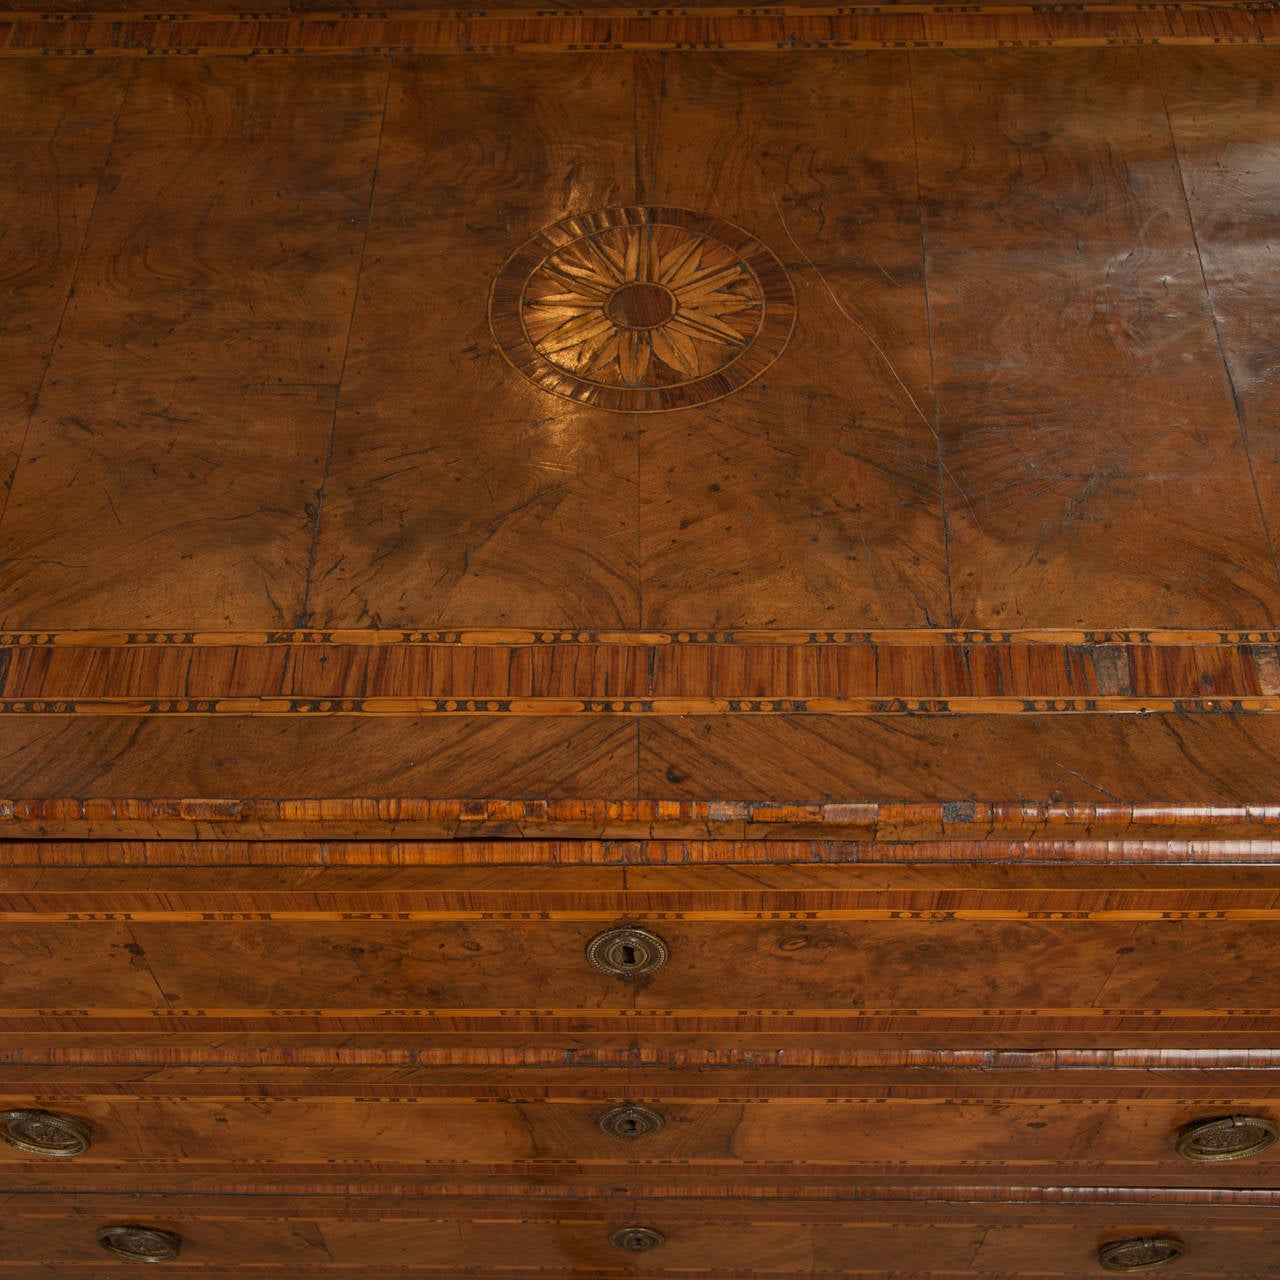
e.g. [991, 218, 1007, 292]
[2, 915, 1279, 1043]
[4, 861, 1280, 1045]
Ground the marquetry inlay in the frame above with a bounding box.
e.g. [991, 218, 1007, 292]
[490, 206, 795, 412]
[5, 8, 1280, 58]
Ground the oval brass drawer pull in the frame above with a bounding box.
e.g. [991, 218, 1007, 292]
[96, 1225, 182, 1263]
[586, 926, 668, 977]
[1098, 1237, 1186, 1272]
[609, 1225, 665, 1253]
[597, 1103, 665, 1139]
[0, 1109, 92, 1158]
[1176, 1114, 1279, 1163]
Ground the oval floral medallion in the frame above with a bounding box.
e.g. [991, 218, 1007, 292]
[490, 206, 796, 413]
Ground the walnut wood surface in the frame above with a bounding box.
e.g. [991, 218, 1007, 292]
[7, 35, 1280, 1280]
[0, 62, 130, 518]
[0, 863, 1278, 1052]
[1162, 49, 1280, 557]
[0, 60, 386, 629]
[637, 51, 947, 627]
[3, 47, 1280, 836]
[4, 47, 1280, 637]
[2, 1094, 1280, 1190]
[4, 5, 1280, 54]
[303, 56, 640, 631]
[6, 632, 1280, 712]
[915, 48, 1280, 627]
[1, 1191, 1279, 1275]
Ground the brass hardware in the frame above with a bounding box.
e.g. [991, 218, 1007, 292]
[1098, 1237, 1186, 1272]
[586, 926, 668, 977]
[95, 1225, 182, 1263]
[1176, 1114, 1279, 1163]
[609, 1226, 666, 1253]
[0, 1109, 92, 1157]
[597, 1104, 665, 1140]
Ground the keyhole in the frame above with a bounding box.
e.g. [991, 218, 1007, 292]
[586, 927, 668, 978]
[596, 1103, 664, 1139]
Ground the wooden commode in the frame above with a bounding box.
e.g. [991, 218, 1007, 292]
[3, 13, 1280, 1276]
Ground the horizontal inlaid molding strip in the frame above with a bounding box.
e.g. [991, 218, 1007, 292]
[5, 908, 1280, 921]
[3, 632, 1279, 714]
[2, 1006, 1275, 1019]
[3, 627, 1280, 645]
[2, 1184, 1279, 1209]
[3, 838, 1280, 865]
[3, 696, 1278, 714]
[7, 1045, 1280, 1069]
[3, 3, 1280, 54]
[6, 797, 1280, 839]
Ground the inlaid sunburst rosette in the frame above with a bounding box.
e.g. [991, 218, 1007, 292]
[490, 206, 796, 413]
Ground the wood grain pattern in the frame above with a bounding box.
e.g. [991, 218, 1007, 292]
[0, 1191, 1278, 1276]
[915, 48, 1280, 627]
[303, 55, 640, 630]
[0, 61, 129, 517]
[0, 59, 387, 629]
[5, 43, 1280, 1279]
[2, 1090, 1280, 1189]
[2, 631, 1278, 714]
[6, 836, 1280, 868]
[7, 1043, 1280, 1079]
[1, 868, 1279, 1051]
[1162, 48, 1280, 582]
[638, 712, 1280, 807]
[8, 781, 1280, 842]
[5, 50, 1280, 641]
[1, 6, 1278, 55]
[639, 52, 949, 628]
[0, 716, 640, 811]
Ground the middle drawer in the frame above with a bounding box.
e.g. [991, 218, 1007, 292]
[3, 1095, 1278, 1187]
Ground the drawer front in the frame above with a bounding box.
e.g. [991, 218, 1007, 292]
[3, 916, 1279, 1044]
[0, 1196, 1277, 1276]
[2, 1096, 1278, 1186]
[5, 862, 1280, 1046]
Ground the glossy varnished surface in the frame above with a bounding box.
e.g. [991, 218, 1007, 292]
[6, 33, 1280, 1280]
[3, 857, 1280, 1056]
[5, 5, 1280, 53]
[4, 48, 1280, 828]
[4, 48, 1280, 635]
[1, 1190, 1280, 1276]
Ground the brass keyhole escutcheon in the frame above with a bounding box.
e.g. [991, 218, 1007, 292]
[597, 1104, 665, 1140]
[1175, 1114, 1279, 1162]
[1098, 1237, 1186, 1272]
[95, 1225, 183, 1263]
[609, 1225, 666, 1253]
[585, 926, 668, 978]
[0, 1109, 92, 1158]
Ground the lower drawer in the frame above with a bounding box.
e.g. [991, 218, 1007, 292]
[1, 1192, 1278, 1276]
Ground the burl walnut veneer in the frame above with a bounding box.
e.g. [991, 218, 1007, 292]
[4, 17, 1280, 1278]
